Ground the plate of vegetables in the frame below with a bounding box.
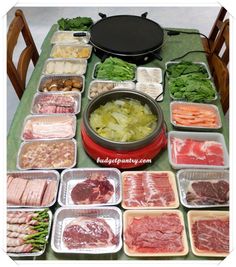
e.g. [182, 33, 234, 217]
[57, 16, 93, 31]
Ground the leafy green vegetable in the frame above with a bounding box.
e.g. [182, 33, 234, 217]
[167, 61, 209, 78]
[169, 74, 216, 102]
[95, 57, 136, 81]
[57, 17, 93, 31]
[90, 99, 157, 142]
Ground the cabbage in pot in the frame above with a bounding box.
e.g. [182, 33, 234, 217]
[89, 99, 157, 142]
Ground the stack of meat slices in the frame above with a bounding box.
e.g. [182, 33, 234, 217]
[122, 171, 179, 209]
[187, 210, 229, 257]
[124, 210, 189, 256]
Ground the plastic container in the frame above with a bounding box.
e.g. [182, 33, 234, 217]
[7, 170, 60, 208]
[31, 91, 81, 115]
[51, 206, 122, 254]
[165, 61, 211, 79]
[136, 82, 163, 101]
[17, 139, 77, 170]
[7, 208, 52, 257]
[21, 114, 77, 141]
[92, 62, 137, 82]
[58, 168, 122, 206]
[37, 74, 85, 94]
[121, 171, 179, 209]
[50, 44, 92, 60]
[123, 209, 189, 257]
[187, 210, 229, 257]
[177, 169, 229, 208]
[137, 66, 162, 83]
[42, 58, 87, 75]
[51, 31, 90, 45]
[168, 131, 229, 169]
[88, 80, 135, 100]
[170, 101, 222, 131]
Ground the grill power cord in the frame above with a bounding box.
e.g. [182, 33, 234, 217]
[155, 29, 210, 101]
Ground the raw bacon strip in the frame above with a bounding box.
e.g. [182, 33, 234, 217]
[7, 244, 33, 253]
[41, 180, 57, 206]
[7, 237, 25, 247]
[7, 224, 37, 235]
[7, 231, 27, 239]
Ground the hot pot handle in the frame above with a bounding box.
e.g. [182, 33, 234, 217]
[141, 12, 148, 18]
[98, 13, 107, 19]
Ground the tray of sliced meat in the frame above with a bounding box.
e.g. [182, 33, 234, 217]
[177, 169, 229, 208]
[168, 131, 229, 169]
[7, 170, 60, 208]
[187, 210, 229, 257]
[37, 74, 85, 93]
[51, 206, 122, 254]
[31, 92, 81, 115]
[17, 139, 77, 170]
[21, 114, 77, 141]
[170, 102, 222, 131]
[7, 208, 52, 257]
[59, 168, 121, 206]
[123, 209, 189, 257]
[121, 171, 179, 209]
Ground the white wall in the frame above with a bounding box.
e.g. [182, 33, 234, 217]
[7, 6, 221, 131]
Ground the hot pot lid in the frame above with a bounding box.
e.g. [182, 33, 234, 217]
[90, 15, 164, 55]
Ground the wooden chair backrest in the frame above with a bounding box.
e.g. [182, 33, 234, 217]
[7, 9, 39, 99]
[211, 54, 229, 114]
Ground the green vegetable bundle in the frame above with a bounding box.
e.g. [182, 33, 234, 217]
[169, 74, 216, 102]
[90, 99, 157, 142]
[167, 61, 209, 78]
[57, 17, 93, 31]
[95, 57, 136, 81]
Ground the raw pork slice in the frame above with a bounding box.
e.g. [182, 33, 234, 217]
[7, 178, 28, 205]
[71, 173, 114, 204]
[171, 137, 224, 166]
[186, 180, 229, 205]
[63, 217, 118, 249]
[192, 218, 229, 253]
[125, 214, 184, 253]
[123, 172, 176, 207]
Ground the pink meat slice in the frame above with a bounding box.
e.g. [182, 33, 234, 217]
[125, 214, 184, 253]
[7, 175, 14, 188]
[7, 178, 28, 205]
[71, 173, 114, 204]
[63, 217, 118, 249]
[192, 218, 229, 253]
[41, 180, 57, 206]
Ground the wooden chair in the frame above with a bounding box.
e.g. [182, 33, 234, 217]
[201, 7, 227, 53]
[210, 54, 229, 114]
[7, 9, 39, 99]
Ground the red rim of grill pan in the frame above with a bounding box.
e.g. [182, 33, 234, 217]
[81, 124, 167, 169]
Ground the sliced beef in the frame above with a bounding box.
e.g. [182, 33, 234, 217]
[63, 217, 118, 249]
[71, 173, 114, 205]
[192, 218, 229, 253]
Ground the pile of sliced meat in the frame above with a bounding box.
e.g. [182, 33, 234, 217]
[7, 175, 57, 206]
[23, 116, 75, 140]
[171, 137, 224, 166]
[125, 213, 184, 253]
[63, 217, 118, 249]
[192, 218, 229, 253]
[172, 103, 220, 128]
[71, 173, 114, 205]
[19, 140, 75, 169]
[186, 179, 229, 205]
[34, 95, 76, 114]
[123, 172, 176, 207]
[7, 209, 49, 254]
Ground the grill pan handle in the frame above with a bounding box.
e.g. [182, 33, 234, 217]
[73, 32, 87, 37]
[152, 51, 163, 61]
[98, 13, 107, 19]
[141, 12, 148, 18]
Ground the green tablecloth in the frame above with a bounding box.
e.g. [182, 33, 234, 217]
[7, 25, 229, 261]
